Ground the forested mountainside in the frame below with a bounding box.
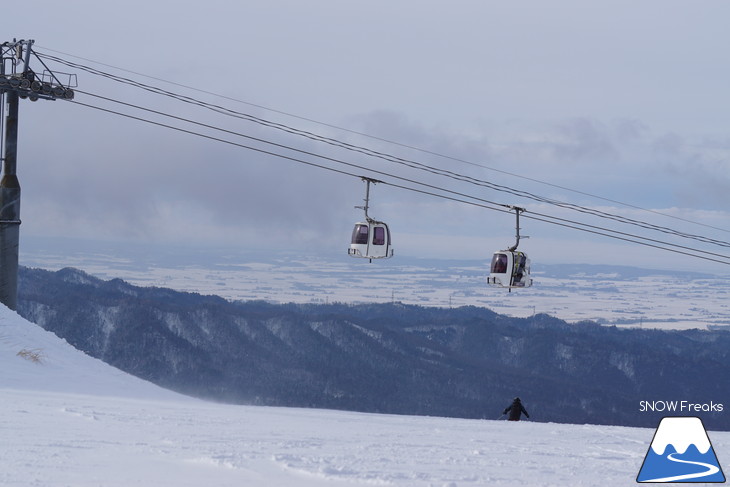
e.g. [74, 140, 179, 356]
[17, 266, 730, 429]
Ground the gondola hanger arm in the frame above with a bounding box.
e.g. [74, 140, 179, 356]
[507, 206, 527, 252]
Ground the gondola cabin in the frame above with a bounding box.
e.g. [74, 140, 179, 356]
[348, 221, 393, 261]
[487, 250, 532, 289]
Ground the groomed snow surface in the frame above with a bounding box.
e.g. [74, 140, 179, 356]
[2, 305, 728, 486]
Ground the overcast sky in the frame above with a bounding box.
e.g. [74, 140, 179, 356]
[5, 0, 730, 272]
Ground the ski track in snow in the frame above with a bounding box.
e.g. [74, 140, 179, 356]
[2, 388, 666, 486]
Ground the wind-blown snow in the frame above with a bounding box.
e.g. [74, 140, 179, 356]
[0, 305, 180, 400]
[2, 304, 729, 486]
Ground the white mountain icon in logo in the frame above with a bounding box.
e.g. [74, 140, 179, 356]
[637, 416, 725, 483]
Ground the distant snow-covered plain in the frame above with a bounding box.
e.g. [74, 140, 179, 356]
[5, 304, 728, 486]
[20, 238, 730, 330]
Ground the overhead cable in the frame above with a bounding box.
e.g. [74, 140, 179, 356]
[36, 47, 730, 236]
[73, 84, 730, 251]
[67, 97, 730, 266]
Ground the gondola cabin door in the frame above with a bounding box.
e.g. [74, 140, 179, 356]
[348, 221, 393, 261]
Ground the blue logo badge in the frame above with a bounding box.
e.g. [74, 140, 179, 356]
[637, 416, 725, 483]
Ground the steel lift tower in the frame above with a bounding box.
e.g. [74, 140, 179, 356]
[0, 39, 75, 310]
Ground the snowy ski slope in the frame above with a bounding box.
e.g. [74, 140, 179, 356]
[2, 304, 728, 486]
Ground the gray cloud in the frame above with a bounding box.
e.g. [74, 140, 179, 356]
[4, 0, 729, 270]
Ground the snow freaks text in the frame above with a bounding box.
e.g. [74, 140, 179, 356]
[639, 401, 724, 413]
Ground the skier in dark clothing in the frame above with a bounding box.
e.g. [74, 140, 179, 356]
[503, 397, 529, 421]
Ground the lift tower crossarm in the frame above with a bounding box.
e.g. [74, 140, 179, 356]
[0, 39, 76, 310]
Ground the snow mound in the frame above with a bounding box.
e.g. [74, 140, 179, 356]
[0, 304, 184, 400]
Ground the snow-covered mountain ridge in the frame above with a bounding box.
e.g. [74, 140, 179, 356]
[20, 240, 730, 331]
[4, 304, 727, 486]
[16, 266, 730, 430]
